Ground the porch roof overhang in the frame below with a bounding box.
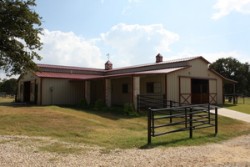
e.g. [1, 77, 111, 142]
[208, 68, 238, 84]
[105, 67, 188, 78]
[35, 67, 188, 81]
[35, 72, 101, 80]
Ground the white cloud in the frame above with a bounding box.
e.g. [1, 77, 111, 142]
[101, 23, 179, 66]
[34, 24, 179, 70]
[212, 0, 250, 20]
[38, 29, 105, 68]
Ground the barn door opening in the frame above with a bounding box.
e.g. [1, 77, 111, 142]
[191, 79, 209, 104]
[23, 81, 31, 103]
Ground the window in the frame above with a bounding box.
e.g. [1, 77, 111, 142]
[146, 82, 161, 94]
[146, 82, 154, 93]
[122, 84, 129, 93]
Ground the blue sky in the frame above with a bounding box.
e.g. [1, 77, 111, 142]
[3, 0, 250, 79]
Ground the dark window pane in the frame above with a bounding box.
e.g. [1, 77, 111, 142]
[146, 82, 154, 93]
[122, 84, 129, 93]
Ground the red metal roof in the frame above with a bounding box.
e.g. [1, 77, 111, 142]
[35, 67, 188, 80]
[103, 67, 188, 78]
[37, 64, 104, 72]
[37, 56, 207, 73]
[106, 56, 205, 72]
[136, 67, 188, 75]
[35, 72, 101, 80]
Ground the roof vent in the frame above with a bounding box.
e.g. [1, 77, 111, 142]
[105, 60, 113, 70]
[156, 53, 163, 63]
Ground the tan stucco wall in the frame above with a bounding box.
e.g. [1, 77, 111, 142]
[41, 78, 84, 105]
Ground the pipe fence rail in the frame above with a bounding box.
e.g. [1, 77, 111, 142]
[147, 103, 218, 144]
[137, 94, 180, 112]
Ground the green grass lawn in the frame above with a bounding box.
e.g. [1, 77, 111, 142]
[224, 97, 250, 114]
[0, 97, 250, 149]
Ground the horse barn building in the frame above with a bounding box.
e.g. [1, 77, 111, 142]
[16, 55, 236, 109]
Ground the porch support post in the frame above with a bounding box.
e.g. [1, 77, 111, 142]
[165, 74, 167, 99]
[133, 76, 140, 110]
[105, 79, 111, 107]
[233, 83, 236, 104]
[85, 81, 91, 104]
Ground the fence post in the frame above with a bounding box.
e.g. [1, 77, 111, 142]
[148, 108, 152, 144]
[170, 109, 173, 123]
[189, 108, 193, 138]
[215, 107, 218, 136]
[185, 108, 187, 128]
[208, 103, 210, 124]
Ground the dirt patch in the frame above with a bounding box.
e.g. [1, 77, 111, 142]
[0, 135, 249, 167]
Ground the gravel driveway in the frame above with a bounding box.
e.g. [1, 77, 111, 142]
[0, 135, 250, 167]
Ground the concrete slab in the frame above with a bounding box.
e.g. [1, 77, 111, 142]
[211, 108, 250, 123]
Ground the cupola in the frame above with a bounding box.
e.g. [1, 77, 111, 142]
[156, 53, 163, 63]
[105, 60, 113, 70]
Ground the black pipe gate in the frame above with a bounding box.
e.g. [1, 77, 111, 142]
[147, 104, 218, 144]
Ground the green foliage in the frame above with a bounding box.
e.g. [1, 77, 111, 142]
[78, 98, 89, 108]
[0, 78, 17, 95]
[210, 57, 250, 95]
[94, 99, 106, 110]
[123, 103, 138, 116]
[0, 0, 43, 76]
[224, 97, 250, 114]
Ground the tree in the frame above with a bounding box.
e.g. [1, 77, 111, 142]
[210, 57, 250, 95]
[0, 78, 17, 95]
[0, 0, 42, 76]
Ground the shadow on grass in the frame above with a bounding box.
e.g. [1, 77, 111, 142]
[0, 101, 37, 107]
[139, 134, 218, 149]
[64, 105, 146, 120]
[0, 100, 145, 120]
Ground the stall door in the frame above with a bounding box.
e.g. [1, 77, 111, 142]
[23, 81, 31, 103]
[180, 77, 191, 104]
[191, 79, 209, 104]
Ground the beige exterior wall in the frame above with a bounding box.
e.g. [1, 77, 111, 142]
[167, 58, 223, 104]
[85, 81, 90, 104]
[41, 78, 84, 105]
[140, 74, 165, 95]
[111, 77, 132, 106]
[90, 80, 105, 104]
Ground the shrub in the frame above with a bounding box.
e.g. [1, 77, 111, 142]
[123, 103, 138, 116]
[79, 99, 89, 108]
[94, 99, 106, 111]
